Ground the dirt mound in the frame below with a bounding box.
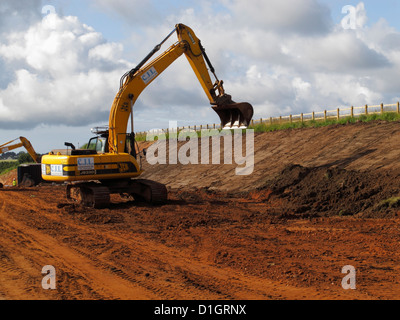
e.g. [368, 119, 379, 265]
[137, 120, 400, 219]
[265, 164, 400, 218]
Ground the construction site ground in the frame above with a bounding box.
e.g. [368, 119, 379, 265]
[1, 120, 400, 300]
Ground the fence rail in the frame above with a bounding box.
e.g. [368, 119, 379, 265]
[136, 102, 400, 135]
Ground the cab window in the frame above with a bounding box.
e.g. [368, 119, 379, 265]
[87, 137, 107, 153]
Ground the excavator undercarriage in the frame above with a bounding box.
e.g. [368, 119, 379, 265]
[66, 179, 167, 208]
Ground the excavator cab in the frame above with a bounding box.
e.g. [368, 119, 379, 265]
[84, 129, 136, 158]
[87, 136, 108, 154]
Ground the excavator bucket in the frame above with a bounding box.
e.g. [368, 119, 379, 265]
[212, 102, 254, 129]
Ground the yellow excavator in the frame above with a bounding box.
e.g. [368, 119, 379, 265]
[0, 137, 40, 163]
[41, 24, 254, 207]
[0, 137, 40, 188]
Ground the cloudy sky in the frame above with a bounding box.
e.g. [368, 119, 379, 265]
[0, 0, 399, 153]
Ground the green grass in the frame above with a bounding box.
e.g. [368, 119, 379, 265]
[249, 112, 400, 133]
[0, 161, 19, 176]
[376, 197, 400, 210]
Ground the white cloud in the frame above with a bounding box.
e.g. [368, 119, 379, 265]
[0, 13, 130, 129]
[92, 0, 159, 25]
[222, 0, 332, 35]
[1, 0, 400, 139]
[0, 0, 42, 33]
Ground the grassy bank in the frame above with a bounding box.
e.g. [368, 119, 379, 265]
[0, 161, 19, 176]
[250, 112, 400, 133]
[135, 112, 400, 141]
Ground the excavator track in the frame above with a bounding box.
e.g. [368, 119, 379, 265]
[66, 179, 167, 208]
[129, 179, 168, 204]
[66, 183, 110, 209]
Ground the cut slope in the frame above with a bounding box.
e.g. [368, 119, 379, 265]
[139, 120, 400, 192]
[138, 120, 400, 217]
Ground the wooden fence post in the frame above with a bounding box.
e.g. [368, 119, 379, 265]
[279, 116, 282, 124]
[365, 104, 368, 115]
[397, 102, 400, 114]
[324, 110, 327, 121]
[290, 115, 292, 123]
[270, 117, 272, 125]
[312, 112, 315, 121]
[381, 103, 384, 115]
[337, 108, 340, 121]
[301, 113, 303, 123]
[351, 106, 354, 118]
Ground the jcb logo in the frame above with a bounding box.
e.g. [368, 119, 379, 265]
[118, 163, 129, 173]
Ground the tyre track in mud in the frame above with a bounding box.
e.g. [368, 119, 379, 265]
[0, 188, 231, 299]
[4, 191, 265, 299]
[0, 189, 158, 300]
[2, 160, 400, 299]
[1, 190, 196, 299]
[0, 187, 348, 300]
[0, 196, 51, 299]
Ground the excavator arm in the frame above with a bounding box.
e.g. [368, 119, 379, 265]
[108, 23, 253, 154]
[0, 137, 39, 163]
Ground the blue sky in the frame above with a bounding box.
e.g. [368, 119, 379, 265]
[54, 0, 400, 37]
[327, 0, 400, 28]
[1, 0, 400, 153]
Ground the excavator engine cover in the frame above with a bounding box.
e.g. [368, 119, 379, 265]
[213, 102, 254, 129]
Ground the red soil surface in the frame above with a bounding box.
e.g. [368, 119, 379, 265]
[0, 120, 400, 300]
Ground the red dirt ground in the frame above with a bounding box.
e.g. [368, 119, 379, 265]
[0, 120, 400, 300]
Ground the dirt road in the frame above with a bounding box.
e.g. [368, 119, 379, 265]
[0, 120, 399, 300]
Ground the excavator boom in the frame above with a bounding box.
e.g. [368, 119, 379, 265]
[0, 137, 39, 163]
[109, 23, 253, 153]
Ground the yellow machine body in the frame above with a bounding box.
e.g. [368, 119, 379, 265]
[41, 153, 141, 182]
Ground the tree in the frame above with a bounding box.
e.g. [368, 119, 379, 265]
[18, 152, 34, 164]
